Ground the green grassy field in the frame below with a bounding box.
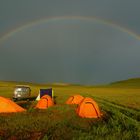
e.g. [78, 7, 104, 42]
[0, 79, 140, 140]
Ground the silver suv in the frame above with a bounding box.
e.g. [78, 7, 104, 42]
[13, 85, 31, 101]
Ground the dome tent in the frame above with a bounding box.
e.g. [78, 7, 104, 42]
[35, 95, 54, 109]
[0, 96, 26, 113]
[66, 95, 84, 105]
[76, 97, 101, 118]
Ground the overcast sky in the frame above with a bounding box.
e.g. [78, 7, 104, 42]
[0, 0, 140, 85]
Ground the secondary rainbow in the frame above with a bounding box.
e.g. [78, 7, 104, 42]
[0, 16, 140, 43]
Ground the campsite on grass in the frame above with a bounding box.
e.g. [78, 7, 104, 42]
[0, 79, 140, 140]
[1, 1, 140, 140]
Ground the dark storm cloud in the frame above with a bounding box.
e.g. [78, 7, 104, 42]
[0, 0, 140, 84]
[1, 0, 140, 35]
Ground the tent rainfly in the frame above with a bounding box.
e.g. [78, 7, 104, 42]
[0, 96, 26, 113]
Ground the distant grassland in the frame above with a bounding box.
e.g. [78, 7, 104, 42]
[0, 79, 140, 109]
[0, 79, 140, 139]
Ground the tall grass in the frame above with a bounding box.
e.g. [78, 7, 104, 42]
[0, 81, 140, 139]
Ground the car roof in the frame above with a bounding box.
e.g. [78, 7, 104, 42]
[15, 85, 30, 88]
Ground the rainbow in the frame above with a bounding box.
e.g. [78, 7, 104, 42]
[0, 16, 140, 43]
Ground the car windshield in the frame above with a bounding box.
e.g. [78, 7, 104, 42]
[15, 87, 30, 92]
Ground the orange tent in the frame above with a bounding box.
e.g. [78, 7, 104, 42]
[0, 96, 26, 113]
[76, 97, 101, 118]
[66, 95, 84, 105]
[35, 95, 54, 109]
